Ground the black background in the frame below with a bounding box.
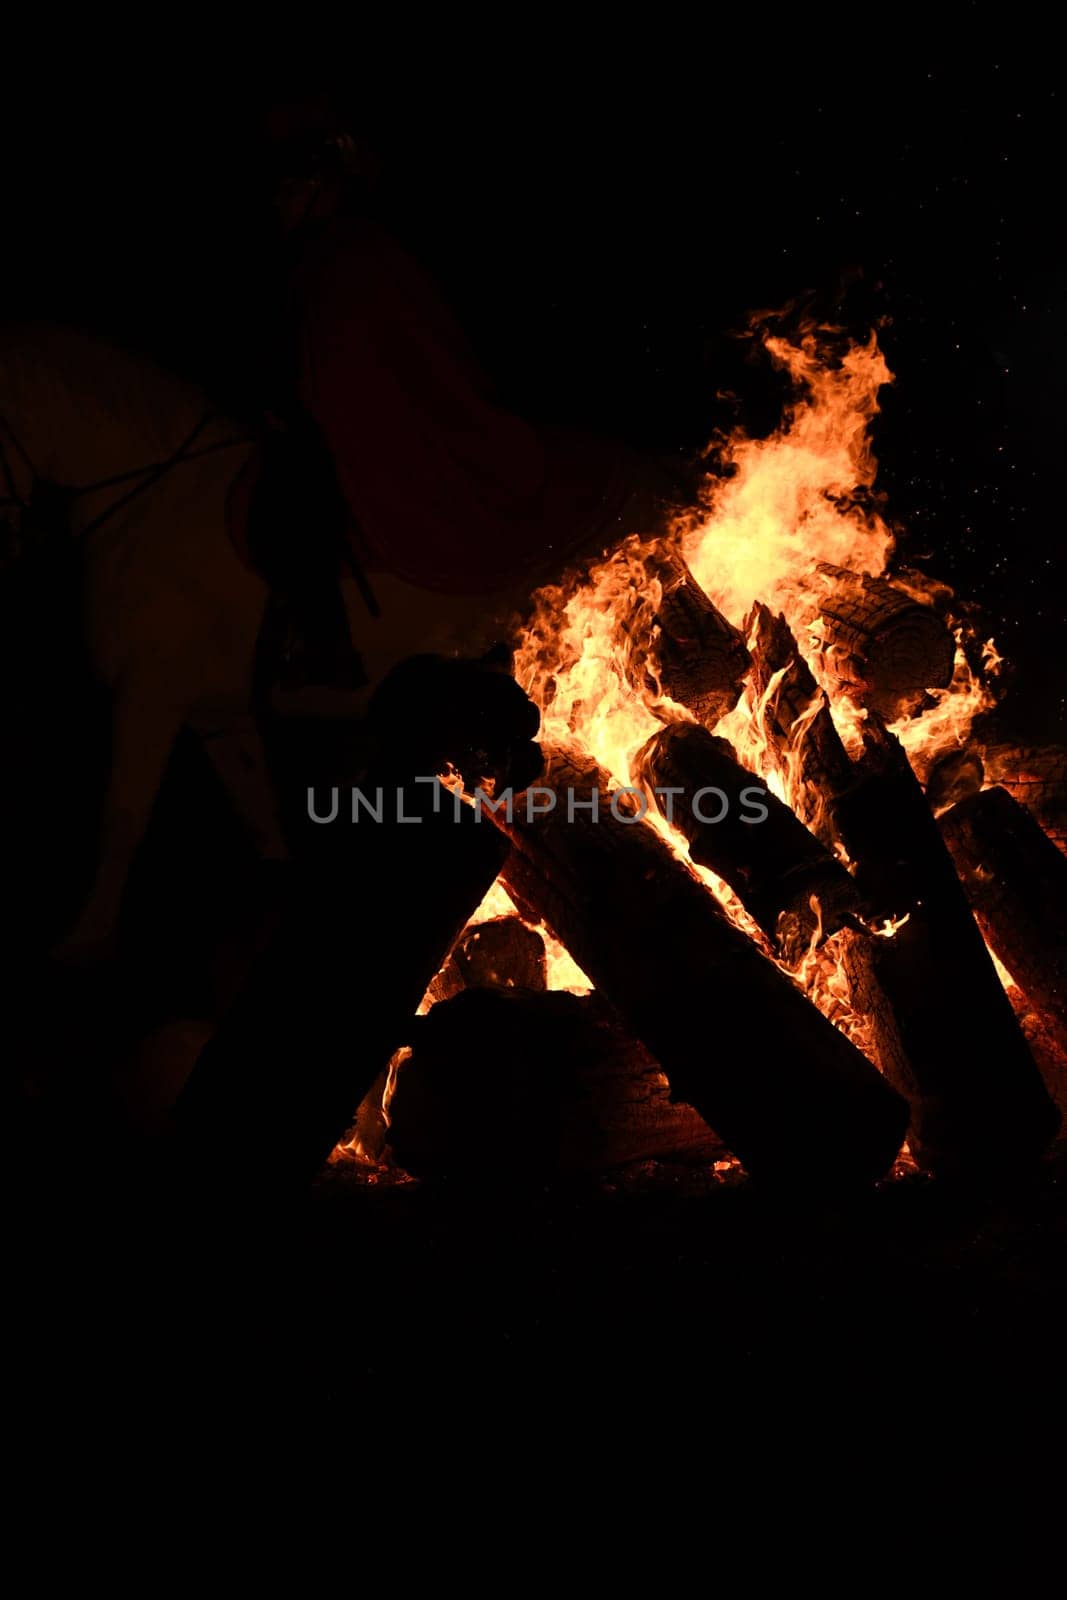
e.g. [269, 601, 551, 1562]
[1, 38, 1063, 722]
[4, 31, 1065, 1459]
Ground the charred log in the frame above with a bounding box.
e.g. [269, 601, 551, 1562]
[831, 719, 1060, 1173]
[809, 564, 956, 720]
[491, 747, 908, 1187]
[386, 988, 724, 1179]
[173, 782, 511, 1189]
[939, 785, 1067, 1027]
[568, 998, 725, 1170]
[983, 744, 1067, 856]
[455, 915, 548, 991]
[426, 914, 548, 1004]
[1009, 1000, 1067, 1118]
[633, 719, 863, 959]
[632, 550, 749, 725]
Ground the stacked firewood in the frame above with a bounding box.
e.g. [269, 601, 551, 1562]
[372, 553, 1064, 1185]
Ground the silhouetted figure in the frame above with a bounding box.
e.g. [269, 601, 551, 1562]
[240, 96, 631, 675]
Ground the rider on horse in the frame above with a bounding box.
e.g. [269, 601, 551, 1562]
[242, 96, 633, 690]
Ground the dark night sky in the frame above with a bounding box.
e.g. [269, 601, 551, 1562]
[2, 38, 1063, 738]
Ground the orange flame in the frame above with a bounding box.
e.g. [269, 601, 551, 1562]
[684, 326, 894, 630]
[512, 317, 1002, 1055]
[337, 314, 1006, 1167]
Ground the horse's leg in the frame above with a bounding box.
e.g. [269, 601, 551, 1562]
[195, 715, 288, 863]
[52, 668, 189, 963]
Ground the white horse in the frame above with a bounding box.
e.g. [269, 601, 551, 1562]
[0, 323, 528, 962]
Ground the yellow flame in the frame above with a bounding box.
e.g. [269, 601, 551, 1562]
[335, 316, 1006, 1168]
[889, 630, 997, 780]
[512, 319, 1002, 1064]
[684, 327, 894, 631]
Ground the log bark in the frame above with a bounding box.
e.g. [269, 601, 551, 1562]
[831, 720, 1061, 1173]
[983, 744, 1067, 856]
[939, 785, 1067, 1026]
[632, 549, 749, 725]
[808, 563, 956, 720]
[633, 719, 863, 959]
[385, 988, 724, 1178]
[491, 747, 908, 1186]
[566, 997, 725, 1170]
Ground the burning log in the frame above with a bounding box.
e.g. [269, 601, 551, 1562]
[836, 929, 919, 1108]
[635, 550, 750, 725]
[386, 988, 724, 1178]
[744, 607, 923, 1092]
[938, 786, 1067, 1027]
[455, 915, 548, 990]
[426, 914, 548, 1004]
[352, 915, 550, 1159]
[832, 719, 1061, 1173]
[491, 747, 909, 1186]
[567, 999, 726, 1169]
[983, 744, 1067, 856]
[808, 563, 956, 720]
[633, 719, 862, 959]
[746, 602, 852, 834]
[925, 748, 984, 814]
[1010, 1003, 1067, 1117]
[739, 607, 1056, 1169]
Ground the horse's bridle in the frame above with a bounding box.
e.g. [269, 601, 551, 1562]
[1, 406, 382, 618]
[0, 408, 251, 533]
[0, 412, 37, 511]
